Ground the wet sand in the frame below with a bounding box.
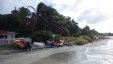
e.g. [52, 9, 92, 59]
[0, 45, 78, 64]
[32, 39, 111, 64]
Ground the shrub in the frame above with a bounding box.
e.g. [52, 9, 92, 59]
[31, 30, 52, 42]
[75, 37, 88, 45]
[31, 30, 61, 42]
[59, 36, 91, 45]
[80, 36, 92, 42]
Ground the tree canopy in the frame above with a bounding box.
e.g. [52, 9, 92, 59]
[0, 2, 98, 38]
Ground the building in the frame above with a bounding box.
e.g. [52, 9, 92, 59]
[0, 30, 17, 45]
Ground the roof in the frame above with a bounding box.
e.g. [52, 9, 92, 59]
[0, 30, 18, 35]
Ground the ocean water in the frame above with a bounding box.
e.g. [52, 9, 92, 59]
[69, 37, 113, 64]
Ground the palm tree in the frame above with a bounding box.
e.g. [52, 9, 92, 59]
[27, 6, 38, 33]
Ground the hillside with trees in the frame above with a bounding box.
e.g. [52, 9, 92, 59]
[0, 2, 99, 43]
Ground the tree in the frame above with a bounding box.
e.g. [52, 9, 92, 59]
[0, 14, 19, 31]
[81, 25, 98, 36]
[82, 25, 91, 35]
[0, 2, 99, 38]
[11, 7, 33, 36]
[36, 2, 70, 35]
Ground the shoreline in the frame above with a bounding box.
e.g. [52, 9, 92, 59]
[0, 36, 110, 63]
[0, 38, 110, 64]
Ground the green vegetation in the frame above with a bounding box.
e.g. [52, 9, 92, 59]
[75, 36, 93, 45]
[62, 36, 93, 46]
[0, 2, 99, 45]
[31, 30, 52, 42]
[75, 37, 88, 45]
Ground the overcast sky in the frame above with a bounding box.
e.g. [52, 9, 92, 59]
[0, 0, 113, 33]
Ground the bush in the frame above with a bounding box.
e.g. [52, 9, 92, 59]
[61, 36, 88, 45]
[31, 30, 52, 42]
[88, 34, 95, 41]
[57, 36, 92, 46]
[31, 30, 62, 42]
[80, 36, 92, 42]
[75, 37, 88, 45]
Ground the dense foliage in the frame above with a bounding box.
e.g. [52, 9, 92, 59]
[0, 2, 98, 41]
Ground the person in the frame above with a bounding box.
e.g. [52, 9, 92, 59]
[25, 42, 31, 51]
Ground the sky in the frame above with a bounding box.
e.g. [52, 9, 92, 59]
[0, 0, 113, 33]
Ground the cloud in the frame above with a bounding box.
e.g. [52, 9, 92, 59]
[0, 0, 113, 32]
[0, 0, 4, 12]
[0, 0, 41, 14]
[78, 19, 113, 33]
[77, 9, 107, 24]
[0, 0, 15, 13]
[90, 18, 113, 33]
